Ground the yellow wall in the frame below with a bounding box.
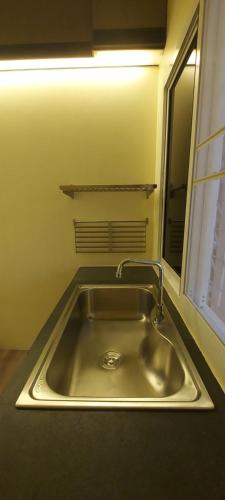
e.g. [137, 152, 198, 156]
[0, 66, 158, 349]
[155, 0, 225, 391]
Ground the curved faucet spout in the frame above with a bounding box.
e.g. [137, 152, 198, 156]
[116, 258, 134, 279]
[115, 258, 164, 323]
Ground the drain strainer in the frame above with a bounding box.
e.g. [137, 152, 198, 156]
[99, 351, 122, 370]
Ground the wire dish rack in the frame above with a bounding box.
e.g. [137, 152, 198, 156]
[73, 219, 148, 253]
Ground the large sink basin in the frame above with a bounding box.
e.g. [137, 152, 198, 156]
[16, 285, 213, 409]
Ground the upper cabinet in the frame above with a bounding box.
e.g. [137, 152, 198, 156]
[0, 0, 92, 59]
[93, 0, 167, 49]
[0, 0, 167, 59]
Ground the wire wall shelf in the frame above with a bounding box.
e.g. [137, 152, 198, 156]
[60, 184, 157, 199]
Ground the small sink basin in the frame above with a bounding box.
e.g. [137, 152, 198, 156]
[16, 285, 214, 409]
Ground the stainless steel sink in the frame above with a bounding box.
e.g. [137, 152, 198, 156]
[16, 284, 214, 409]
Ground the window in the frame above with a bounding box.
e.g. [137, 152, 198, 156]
[186, 0, 225, 343]
[162, 31, 197, 276]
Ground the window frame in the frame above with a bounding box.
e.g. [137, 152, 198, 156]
[157, 1, 225, 389]
[184, 0, 225, 345]
[186, 167, 225, 345]
[159, 7, 201, 296]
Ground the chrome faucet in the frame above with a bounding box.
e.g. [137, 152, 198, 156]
[116, 258, 164, 324]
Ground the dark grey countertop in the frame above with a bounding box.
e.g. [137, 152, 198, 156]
[0, 267, 225, 500]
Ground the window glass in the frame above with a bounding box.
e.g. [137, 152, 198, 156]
[197, 0, 225, 143]
[186, 0, 225, 343]
[163, 37, 197, 276]
[194, 132, 225, 179]
[186, 177, 225, 342]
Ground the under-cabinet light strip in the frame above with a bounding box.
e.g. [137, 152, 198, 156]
[0, 50, 163, 71]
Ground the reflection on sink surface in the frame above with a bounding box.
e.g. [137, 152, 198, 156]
[46, 288, 184, 399]
[16, 285, 214, 409]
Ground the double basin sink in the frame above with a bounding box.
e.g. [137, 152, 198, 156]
[16, 284, 213, 409]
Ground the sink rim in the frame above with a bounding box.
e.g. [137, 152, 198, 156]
[16, 284, 214, 410]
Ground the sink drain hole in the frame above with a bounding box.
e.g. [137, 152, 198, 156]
[99, 351, 122, 370]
